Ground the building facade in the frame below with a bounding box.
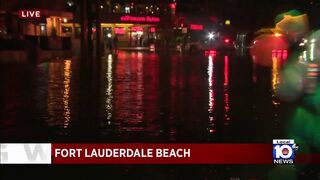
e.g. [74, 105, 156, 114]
[0, 0, 73, 39]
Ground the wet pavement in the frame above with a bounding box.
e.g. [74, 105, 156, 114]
[0, 50, 295, 142]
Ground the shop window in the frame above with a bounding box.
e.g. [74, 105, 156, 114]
[62, 26, 72, 33]
[40, 25, 47, 36]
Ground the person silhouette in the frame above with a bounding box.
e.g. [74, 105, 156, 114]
[113, 35, 118, 53]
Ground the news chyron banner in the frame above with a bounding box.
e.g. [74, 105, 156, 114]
[0, 143, 319, 164]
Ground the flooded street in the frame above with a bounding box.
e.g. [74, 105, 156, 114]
[2, 0, 320, 178]
[2, 50, 320, 179]
[0, 50, 295, 142]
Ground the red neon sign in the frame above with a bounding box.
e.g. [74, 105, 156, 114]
[132, 26, 143, 32]
[190, 24, 203, 30]
[115, 27, 125, 34]
[150, 27, 156, 33]
[120, 15, 160, 23]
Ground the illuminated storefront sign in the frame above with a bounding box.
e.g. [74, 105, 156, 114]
[150, 27, 156, 33]
[115, 27, 125, 34]
[120, 15, 160, 23]
[131, 26, 143, 32]
[190, 24, 203, 30]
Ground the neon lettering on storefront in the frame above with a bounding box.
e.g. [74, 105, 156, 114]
[132, 26, 143, 32]
[190, 24, 203, 30]
[150, 27, 156, 33]
[120, 15, 160, 23]
[115, 27, 125, 34]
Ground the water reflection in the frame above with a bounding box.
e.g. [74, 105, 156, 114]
[143, 52, 159, 133]
[137, 52, 144, 122]
[114, 51, 144, 132]
[272, 57, 281, 106]
[63, 60, 72, 128]
[1, 50, 301, 143]
[105, 54, 113, 122]
[271, 50, 288, 106]
[224, 56, 230, 123]
[208, 55, 215, 134]
[47, 60, 72, 128]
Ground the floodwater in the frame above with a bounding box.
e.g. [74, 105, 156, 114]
[1, 50, 320, 179]
[0, 50, 294, 142]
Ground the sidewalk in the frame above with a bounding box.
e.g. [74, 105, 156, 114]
[118, 47, 177, 52]
[119, 47, 150, 51]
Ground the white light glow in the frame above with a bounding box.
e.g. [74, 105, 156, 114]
[310, 42, 315, 61]
[208, 32, 215, 40]
[303, 50, 307, 61]
[125, 7, 130, 13]
[274, 33, 282, 37]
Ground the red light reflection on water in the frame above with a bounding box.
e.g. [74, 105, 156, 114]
[224, 56, 229, 86]
[224, 56, 230, 123]
[112, 51, 160, 133]
[114, 51, 144, 131]
[208, 55, 215, 133]
[205, 50, 217, 57]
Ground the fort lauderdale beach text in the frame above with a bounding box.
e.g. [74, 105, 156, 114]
[55, 148, 191, 158]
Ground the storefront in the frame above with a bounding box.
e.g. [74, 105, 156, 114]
[61, 14, 162, 48]
[0, 9, 73, 37]
[99, 23, 157, 47]
[100, 15, 160, 47]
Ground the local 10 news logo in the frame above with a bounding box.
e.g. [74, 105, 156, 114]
[273, 139, 299, 164]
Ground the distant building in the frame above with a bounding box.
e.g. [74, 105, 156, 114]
[86, 0, 176, 47]
[0, 0, 73, 38]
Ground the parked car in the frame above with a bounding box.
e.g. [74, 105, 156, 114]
[184, 32, 235, 53]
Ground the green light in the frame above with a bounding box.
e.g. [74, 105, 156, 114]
[275, 9, 302, 24]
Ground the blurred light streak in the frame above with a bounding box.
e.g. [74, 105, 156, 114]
[105, 54, 113, 121]
[208, 55, 215, 133]
[224, 56, 230, 122]
[63, 60, 72, 128]
[272, 57, 281, 106]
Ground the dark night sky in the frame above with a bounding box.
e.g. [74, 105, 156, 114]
[176, 0, 316, 30]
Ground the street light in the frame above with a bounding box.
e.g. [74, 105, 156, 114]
[66, 0, 74, 7]
[208, 32, 215, 40]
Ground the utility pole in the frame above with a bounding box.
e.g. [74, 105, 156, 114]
[80, 0, 88, 63]
[87, 0, 93, 63]
[96, 0, 102, 59]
